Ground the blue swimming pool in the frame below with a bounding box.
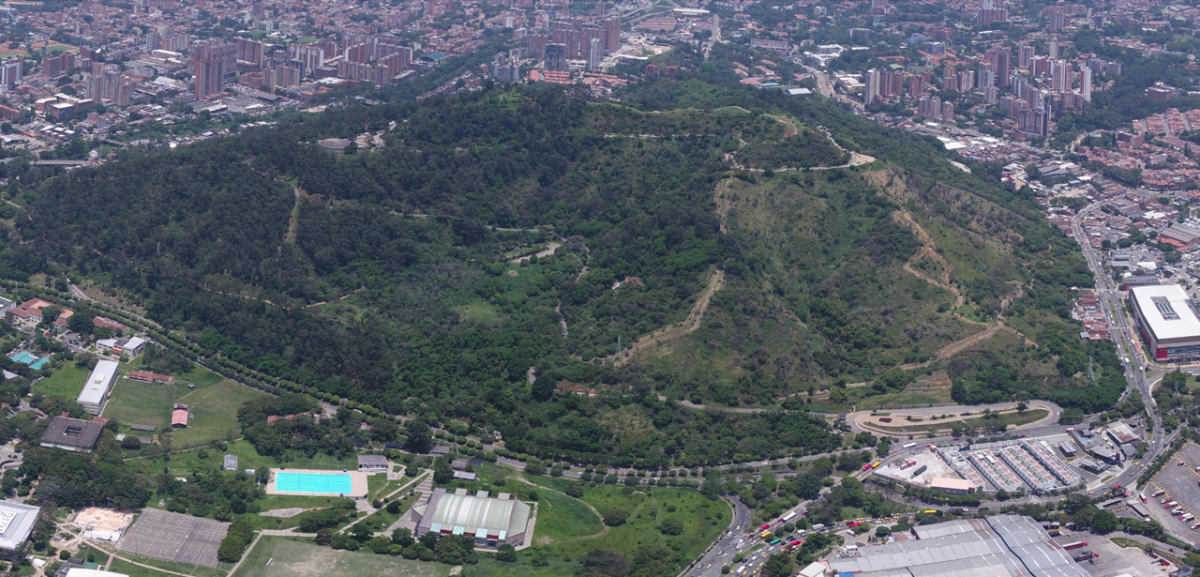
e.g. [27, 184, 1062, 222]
[275, 472, 353, 494]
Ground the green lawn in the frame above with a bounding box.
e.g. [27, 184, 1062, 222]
[530, 485, 602, 542]
[33, 364, 89, 398]
[126, 440, 359, 490]
[104, 370, 269, 448]
[233, 537, 452, 577]
[76, 544, 110, 566]
[108, 549, 232, 577]
[352, 490, 423, 535]
[473, 476, 725, 577]
[106, 558, 180, 577]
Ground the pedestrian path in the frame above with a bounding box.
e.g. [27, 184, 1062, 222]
[384, 473, 433, 536]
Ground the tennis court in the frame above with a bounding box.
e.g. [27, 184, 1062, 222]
[118, 509, 229, 568]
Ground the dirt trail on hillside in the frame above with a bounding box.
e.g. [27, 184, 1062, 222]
[605, 269, 725, 367]
[894, 210, 963, 308]
[714, 179, 732, 234]
[891, 210, 1038, 369]
[776, 117, 799, 137]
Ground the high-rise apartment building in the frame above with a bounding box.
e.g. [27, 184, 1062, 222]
[1, 59, 21, 88]
[526, 32, 547, 59]
[1081, 66, 1092, 102]
[545, 43, 567, 71]
[237, 38, 264, 66]
[145, 31, 161, 52]
[587, 37, 603, 70]
[864, 68, 880, 105]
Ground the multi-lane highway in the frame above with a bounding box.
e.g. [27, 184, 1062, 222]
[1069, 201, 1168, 488]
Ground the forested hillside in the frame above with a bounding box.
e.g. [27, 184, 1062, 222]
[0, 45, 1124, 465]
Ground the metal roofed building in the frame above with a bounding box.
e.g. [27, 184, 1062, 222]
[1130, 284, 1200, 361]
[0, 500, 40, 560]
[77, 359, 119, 415]
[413, 488, 531, 548]
[1106, 422, 1140, 445]
[828, 515, 1089, 577]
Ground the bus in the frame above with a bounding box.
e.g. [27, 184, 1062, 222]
[761, 531, 772, 539]
[759, 524, 771, 531]
[862, 463, 873, 471]
[1062, 542, 1088, 550]
[902, 442, 917, 449]
[781, 512, 797, 523]
[787, 540, 803, 548]
[770, 539, 781, 545]
[1153, 490, 1167, 498]
[924, 510, 938, 514]
[872, 461, 882, 469]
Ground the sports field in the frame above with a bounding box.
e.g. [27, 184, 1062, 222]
[234, 537, 452, 577]
[103, 367, 268, 446]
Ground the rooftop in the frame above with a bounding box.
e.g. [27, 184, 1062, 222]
[0, 501, 40, 551]
[419, 488, 529, 538]
[829, 515, 1089, 577]
[1131, 284, 1200, 341]
[40, 416, 103, 452]
[77, 360, 119, 406]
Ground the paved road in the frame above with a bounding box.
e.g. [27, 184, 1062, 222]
[688, 497, 752, 577]
[1064, 202, 1166, 492]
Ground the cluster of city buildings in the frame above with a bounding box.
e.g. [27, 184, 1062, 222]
[862, 38, 1113, 139]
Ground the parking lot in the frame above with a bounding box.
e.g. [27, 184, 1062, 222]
[1051, 533, 1176, 577]
[1145, 442, 1200, 543]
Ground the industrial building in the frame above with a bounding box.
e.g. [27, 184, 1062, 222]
[413, 488, 531, 548]
[1130, 284, 1200, 362]
[77, 359, 119, 415]
[828, 515, 1090, 577]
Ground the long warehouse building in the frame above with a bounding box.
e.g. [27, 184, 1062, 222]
[1130, 284, 1200, 362]
[828, 515, 1089, 577]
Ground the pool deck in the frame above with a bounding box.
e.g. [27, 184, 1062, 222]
[264, 468, 369, 499]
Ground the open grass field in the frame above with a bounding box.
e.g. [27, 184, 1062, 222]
[105, 371, 268, 447]
[32, 364, 89, 398]
[233, 537, 452, 577]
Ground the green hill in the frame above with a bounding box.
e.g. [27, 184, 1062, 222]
[2, 48, 1124, 465]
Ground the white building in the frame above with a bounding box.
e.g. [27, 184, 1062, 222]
[77, 359, 120, 415]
